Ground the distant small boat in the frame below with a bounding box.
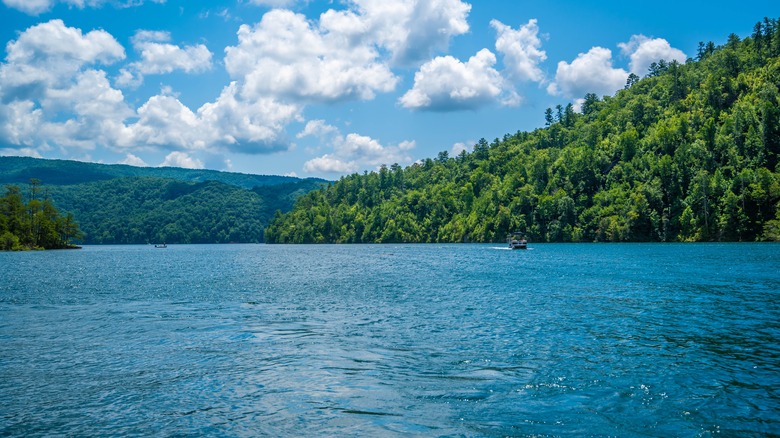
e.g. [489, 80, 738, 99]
[154, 243, 167, 248]
[507, 232, 527, 250]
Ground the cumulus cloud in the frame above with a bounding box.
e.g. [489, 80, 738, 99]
[160, 151, 204, 169]
[547, 35, 686, 100]
[3, 19, 124, 78]
[297, 119, 339, 139]
[196, 81, 302, 153]
[382, 0, 471, 65]
[317, 0, 471, 66]
[618, 34, 687, 76]
[224, 0, 471, 105]
[2, 0, 55, 15]
[301, 126, 415, 175]
[118, 153, 148, 167]
[225, 9, 398, 103]
[0, 20, 131, 151]
[2, 0, 164, 15]
[399, 49, 516, 111]
[451, 141, 471, 156]
[0, 20, 301, 159]
[303, 154, 358, 174]
[120, 82, 301, 154]
[116, 30, 212, 88]
[547, 47, 628, 99]
[491, 18, 546, 83]
[0, 2, 476, 167]
[0, 18, 126, 105]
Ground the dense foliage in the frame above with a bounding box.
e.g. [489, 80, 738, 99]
[1, 179, 81, 250]
[0, 157, 326, 244]
[46, 177, 324, 244]
[266, 20, 780, 243]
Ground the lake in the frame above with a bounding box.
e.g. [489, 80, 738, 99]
[1, 243, 779, 436]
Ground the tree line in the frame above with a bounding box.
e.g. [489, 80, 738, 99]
[42, 177, 324, 244]
[1, 179, 81, 250]
[266, 18, 780, 243]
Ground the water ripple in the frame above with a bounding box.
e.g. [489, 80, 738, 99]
[1, 243, 779, 436]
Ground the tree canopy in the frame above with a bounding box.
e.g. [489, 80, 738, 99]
[266, 19, 780, 243]
[44, 177, 324, 244]
[1, 179, 81, 250]
[0, 159, 326, 245]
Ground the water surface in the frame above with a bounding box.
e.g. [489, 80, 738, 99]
[1, 243, 779, 436]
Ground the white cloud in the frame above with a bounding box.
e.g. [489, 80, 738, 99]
[0, 3, 476, 166]
[0, 101, 44, 147]
[0, 20, 131, 150]
[3, 19, 124, 80]
[399, 49, 513, 111]
[303, 154, 358, 174]
[547, 47, 628, 99]
[2, 0, 165, 15]
[297, 119, 338, 139]
[197, 81, 302, 153]
[225, 9, 398, 104]
[2, 0, 53, 15]
[160, 151, 204, 169]
[618, 34, 687, 76]
[131, 30, 170, 45]
[116, 30, 212, 87]
[118, 153, 148, 167]
[0, 147, 43, 158]
[451, 141, 470, 156]
[130, 94, 201, 149]
[224, 0, 471, 104]
[302, 129, 415, 175]
[0, 20, 300, 158]
[318, 0, 470, 66]
[491, 18, 546, 83]
[124, 83, 301, 155]
[133, 32, 212, 75]
[380, 0, 471, 65]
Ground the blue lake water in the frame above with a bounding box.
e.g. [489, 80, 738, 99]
[1, 243, 779, 436]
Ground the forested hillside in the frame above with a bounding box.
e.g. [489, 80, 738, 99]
[0, 158, 326, 244]
[42, 177, 324, 244]
[0, 156, 317, 189]
[266, 19, 780, 243]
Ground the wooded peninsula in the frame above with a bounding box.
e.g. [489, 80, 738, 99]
[266, 20, 780, 244]
[1, 179, 81, 250]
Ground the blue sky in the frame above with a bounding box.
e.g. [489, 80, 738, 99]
[0, 0, 775, 179]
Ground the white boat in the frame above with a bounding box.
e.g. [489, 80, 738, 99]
[154, 243, 167, 248]
[507, 232, 527, 250]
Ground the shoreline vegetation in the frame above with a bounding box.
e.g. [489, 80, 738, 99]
[266, 19, 780, 244]
[1, 179, 82, 251]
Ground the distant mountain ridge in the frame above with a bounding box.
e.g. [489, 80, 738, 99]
[0, 156, 327, 244]
[0, 156, 325, 189]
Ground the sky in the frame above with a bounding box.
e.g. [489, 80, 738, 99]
[0, 1, 775, 179]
